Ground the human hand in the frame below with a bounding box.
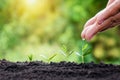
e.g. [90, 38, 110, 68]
[81, 0, 120, 41]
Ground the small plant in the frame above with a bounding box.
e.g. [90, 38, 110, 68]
[40, 40, 92, 63]
[40, 54, 57, 63]
[60, 44, 74, 58]
[59, 41, 92, 63]
[75, 39, 92, 63]
[28, 54, 33, 62]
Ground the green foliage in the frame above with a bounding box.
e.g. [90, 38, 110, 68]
[47, 54, 57, 62]
[59, 40, 92, 63]
[40, 54, 57, 63]
[38, 40, 92, 63]
[61, 44, 74, 57]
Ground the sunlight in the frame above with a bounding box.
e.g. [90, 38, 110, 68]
[25, 0, 37, 6]
[20, 0, 50, 16]
[22, 0, 48, 9]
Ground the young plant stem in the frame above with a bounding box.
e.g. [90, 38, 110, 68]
[82, 55, 84, 63]
[81, 40, 84, 63]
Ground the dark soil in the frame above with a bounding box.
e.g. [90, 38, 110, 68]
[0, 60, 120, 80]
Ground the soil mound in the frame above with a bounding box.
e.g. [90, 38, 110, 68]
[0, 60, 120, 80]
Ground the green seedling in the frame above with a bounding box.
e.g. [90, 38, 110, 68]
[60, 44, 74, 58]
[28, 54, 33, 62]
[75, 40, 92, 63]
[40, 54, 57, 63]
[48, 54, 57, 62]
[40, 40, 92, 63]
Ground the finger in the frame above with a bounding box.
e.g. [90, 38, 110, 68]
[97, 1, 120, 25]
[99, 21, 120, 32]
[84, 9, 106, 28]
[83, 16, 114, 40]
[83, 10, 106, 41]
[84, 10, 104, 28]
[81, 27, 89, 39]
[84, 16, 97, 28]
[100, 12, 120, 32]
[107, 0, 115, 7]
[84, 23, 99, 41]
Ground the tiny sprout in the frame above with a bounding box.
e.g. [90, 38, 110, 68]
[48, 54, 57, 62]
[28, 54, 33, 62]
[60, 44, 74, 57]
[40, 54, 57, 63]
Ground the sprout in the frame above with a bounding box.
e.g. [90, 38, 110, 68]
[76, 40, 92, 63]
[40, 54, 57, 63]
[47, 54, 57, 62]
[40, 40, 92, 63]
[28, 54, 33, 62]
[60, 44, 74, 58]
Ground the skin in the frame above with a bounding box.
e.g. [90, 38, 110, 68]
[81, 0, 120, 41]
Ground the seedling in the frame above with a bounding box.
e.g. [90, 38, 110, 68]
[40, 54, 57, 63]
[40, 40, 92, 63]
[60, 44, 74, 58]
[75, 39, 92, 63]
[47, 54, 57, 62]
[28, 54, 33, 62]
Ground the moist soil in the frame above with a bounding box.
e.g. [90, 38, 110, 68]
[0, 60, 120, 80]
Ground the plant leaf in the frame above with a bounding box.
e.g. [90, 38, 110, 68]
[82, 44, 88, 51]
[40, 55, 48, 60]
[75, 51, 82, 56]
[59, 50, 67, 56]
[61, 45, 67, 53]
[68, 50, 74, 56]
[83, 46, 92, 56]
[48, 54, 57, 61]
[28, 54, 33, 61]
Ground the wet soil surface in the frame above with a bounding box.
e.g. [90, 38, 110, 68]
[0, 60, 120, 80]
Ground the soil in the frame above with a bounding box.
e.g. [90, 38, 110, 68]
[0, 60, 120, 80]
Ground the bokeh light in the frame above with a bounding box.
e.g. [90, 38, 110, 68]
[25, 0, 38, 6]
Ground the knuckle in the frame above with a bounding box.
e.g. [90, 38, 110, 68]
[96, 17, 103, 25]
[111, 17, 115, 22]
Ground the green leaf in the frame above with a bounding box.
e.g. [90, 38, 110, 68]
[80, 40, 92, 56]
[48, 54, 57, 61]
[75, 51, 82, 56]
[68, 50, 74, 56]
[61, 45, 67, 53]
[82, 44, 88, 51]
[28, 54, 33, 61]
[83, 46, 92, 56]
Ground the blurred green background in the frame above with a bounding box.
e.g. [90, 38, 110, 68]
[0, 0, 120, 64]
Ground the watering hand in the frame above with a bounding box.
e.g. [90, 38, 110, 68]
[81, 0, 120, 41]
